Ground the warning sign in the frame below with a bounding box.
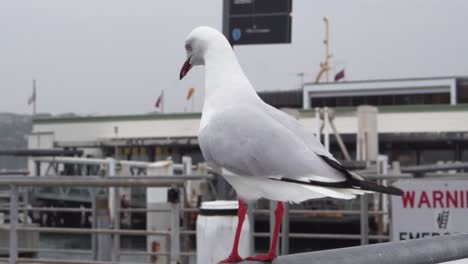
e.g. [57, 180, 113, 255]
[391, 180, 468, 241]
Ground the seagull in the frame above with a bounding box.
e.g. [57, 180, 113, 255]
[179, 26, 403, 263]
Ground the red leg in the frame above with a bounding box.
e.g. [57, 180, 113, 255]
[218, 199, 247, 263]
[246, 201, 284, 262]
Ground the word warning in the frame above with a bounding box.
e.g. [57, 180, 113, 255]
[391, 180, 468, 241]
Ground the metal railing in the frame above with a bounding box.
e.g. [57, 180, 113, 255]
[245, 233, 468, 264]
[6, 169, 468, 263]
[1, 175, 210, 264]
[1, 174, 395, 264]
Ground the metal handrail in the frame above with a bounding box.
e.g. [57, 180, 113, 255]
[0, 175, 212, 187]
[1, 173, 392, 263]
[7, 206, 389, 216]
[0, 257, 144, 264]
[12, 226, 170, 236]
[244, 233, 468, 264]
[254, 232, 389, 240]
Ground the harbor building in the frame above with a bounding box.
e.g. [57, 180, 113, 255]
[30, 76, 468, 167]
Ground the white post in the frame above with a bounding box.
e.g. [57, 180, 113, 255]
[450, 78, 457, 105]
[170, 196, 181, 264]
[9, 185, 18, 264]
[380, 155, 390, 234]
[107, 158, 120, 262]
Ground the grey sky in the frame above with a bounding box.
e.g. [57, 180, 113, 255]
[1, 0, 467, 115]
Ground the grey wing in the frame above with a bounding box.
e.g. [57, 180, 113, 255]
[198, 105, 346, 182]
[261, 102, 336, 160]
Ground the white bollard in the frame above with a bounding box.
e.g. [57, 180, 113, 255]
[197, 200, 251, 264]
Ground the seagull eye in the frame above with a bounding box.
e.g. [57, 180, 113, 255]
[185, 43, 192, 51]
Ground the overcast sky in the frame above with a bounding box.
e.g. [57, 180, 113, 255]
[1, 0, 467, 115]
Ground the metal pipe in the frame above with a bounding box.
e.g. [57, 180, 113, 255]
[401, 162, 468, 173]
[9, 185, 18, 264]
[0, 175, 211, 187]
[91, 190, 98, 260]
[360, 194, 369, 245]
[170, 202, 181, 264]
[32, 156, 149, 167]
[0, 247, 92, 255]
[253, 232, 389, 240]
[10, 258, 144, 264]
[9, 226, 170, 236]
[243, 233, 468, 264]
[107, 158, 120, 262]
[1, 207, 390, 215]
[281, 203, 290, 255]
[26, 207, 93, 212]
[269, 200, 275, 250]
[327, 112, 352, 160]
[247, 203, 255, 256]
[253, 209, 388, 215]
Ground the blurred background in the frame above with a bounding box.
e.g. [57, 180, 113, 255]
[0, 1, 467, 263]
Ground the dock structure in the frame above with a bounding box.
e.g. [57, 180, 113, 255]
[244, 233, 468, 264]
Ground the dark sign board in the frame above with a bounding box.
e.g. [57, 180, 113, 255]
[230, 0, 292, 15]
[228, 15, 292, 45]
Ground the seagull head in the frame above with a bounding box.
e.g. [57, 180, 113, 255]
[179, 26, 231, 80]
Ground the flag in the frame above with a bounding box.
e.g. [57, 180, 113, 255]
[186, 87, 195, 100]
[155, 90, 164, 109]
[28, 83, 36, 105]
[334, 69, 345, 82]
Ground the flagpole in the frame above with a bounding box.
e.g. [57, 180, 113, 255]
[323, 17, 331, 82]
[33, 79, 37, 116]
[162, 90, 165, 113]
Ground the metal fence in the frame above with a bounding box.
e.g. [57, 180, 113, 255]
[0, 173, 395, 264]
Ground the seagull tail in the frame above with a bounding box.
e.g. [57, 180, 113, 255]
[350, 177, 403, 196]
[318, 155, 403, 196]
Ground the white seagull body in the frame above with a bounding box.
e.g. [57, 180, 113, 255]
[179, 26, 402, 262]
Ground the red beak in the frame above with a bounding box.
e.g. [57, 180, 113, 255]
[179, 57, 192, 80]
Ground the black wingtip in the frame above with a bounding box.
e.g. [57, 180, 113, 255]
[356, 180, 403, 196]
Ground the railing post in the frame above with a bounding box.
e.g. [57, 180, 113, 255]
[107, 158, 120, 262]
[91, 189, 98, 260]
[269, 200, 281, 255]
[96, 196, 111, 261]
[247, 203, 255, 256]
[360, 194, 369, 245]
[269, 200, 275, 252]
[9, 184, 18, 264]
[281, 203, 290, 255]
[169, 189, 181, 264]
[113, 187, 120, 262]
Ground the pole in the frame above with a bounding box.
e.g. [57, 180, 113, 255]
[297, 72, 305, 89]
[222, 0, 231, 45]
[243, 233, 468, 264]
[360, 194, 369, 245]
[107, 158, 120, 262]
[32, 79, 37, 116]
[281, 203, 290, 255]
[162, 90, 165, 114]
[9, 185, 18, 264]
[91, 189, 98, 260]
[323, 17, 330, 82]
[170, 197, 181, 264]
[247, 204, 255, 256]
